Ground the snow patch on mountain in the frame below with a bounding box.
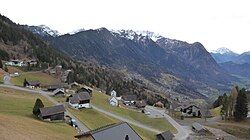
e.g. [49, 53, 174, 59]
[211, 47, 236, 55]
[35, 25, 60, 37]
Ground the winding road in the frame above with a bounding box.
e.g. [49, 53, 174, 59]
[146, 106, 191, 140]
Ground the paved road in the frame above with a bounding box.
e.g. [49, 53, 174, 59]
[146, 106, 191, 140]
[91, 105, 161, 134]
[0, 84, 90, 133]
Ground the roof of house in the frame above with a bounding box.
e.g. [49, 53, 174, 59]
[27, 80, 40, 86]
[69, 92, 91, 104]
[53, 88, 65, 95]
[156, 131, 174, 140]
[75, 122, 142, 140]
[135, 100, 147, 108]
[39, 105, 65, 117]
[192, 122, 205, 132]
[122, 95, 137, 101]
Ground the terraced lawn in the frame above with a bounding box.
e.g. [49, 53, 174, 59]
[0, 87, 75, 140]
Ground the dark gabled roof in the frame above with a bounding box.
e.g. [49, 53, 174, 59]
[69, 92, 90, 104]
[157, 131, 174, 140]
[75, 122, 142, 140]
[39, 105, 65, 117]
[135, 100, 147, 108]
[122, 95, 137, 101]
[27, 80, 40, 86]
[192, 122, 205, 131]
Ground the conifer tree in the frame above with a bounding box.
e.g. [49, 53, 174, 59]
[234, 88, 248, 121]
[33, 98, 44, 116]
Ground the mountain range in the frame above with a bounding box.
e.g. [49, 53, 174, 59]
[3, 15, 249, 100]
[25, 25, 243, 99]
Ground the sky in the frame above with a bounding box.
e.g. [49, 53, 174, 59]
[0, 0, 249, 53]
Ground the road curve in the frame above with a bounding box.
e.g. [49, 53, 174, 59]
[146, 106, 191, 140]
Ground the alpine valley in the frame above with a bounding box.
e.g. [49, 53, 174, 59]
[23, 25, 250, 100]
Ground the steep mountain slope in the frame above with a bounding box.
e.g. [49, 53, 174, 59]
[220, 62, 250, 78]
[236, 52, 250, 64]
[36, 28, 237, 98]
[0, 14, 70, 66]
[211, 47, 239, 63]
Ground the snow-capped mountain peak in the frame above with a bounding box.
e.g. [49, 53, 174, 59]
[37, 25, 60, 37]
[111, 29, 163, 41]
[211, 47, 236, 54]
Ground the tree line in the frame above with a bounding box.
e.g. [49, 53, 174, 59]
[213, 86, 249, 122]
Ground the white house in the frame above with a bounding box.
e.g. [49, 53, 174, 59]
[69, 92, 91, 109]
[109, 96, 119, 106]
[5, 60, 25, 67]
[111, 90, 117, 97]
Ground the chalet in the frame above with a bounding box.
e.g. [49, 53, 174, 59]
[75, 122, 142, 140]
[69, 92, 91, 109]
[77, 87, 93, 97]
[24, 80, 40, 88]
[27, 59, 37, 65]
[109, 96, 119, 106]
[135, 100, 147, 109]
[53, 88, 65, 97]
[69, 82, 80, 89]
[122, 95, 137, 105]
[39, 105, 65, 121]
[5, 60, 25, 67]
[47, 85, 63, 91]
[180, 104, 201, 117]
[192, 122, 207, 135]
[156, 131, 174, 140]
[154, 101, 164, 108]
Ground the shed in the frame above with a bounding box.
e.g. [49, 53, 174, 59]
[39, 105, 65, 121]
[192, 122, 207, 135]
[156, 131, 174, 140]
[155, 101, 164, 108]
[135, 100, 147, 108]
[53, 88, 65, 97]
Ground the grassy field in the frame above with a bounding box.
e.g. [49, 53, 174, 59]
[91, 90, 177, 133]
[11, 71, 60, 86]
[0, 87, 76, 140]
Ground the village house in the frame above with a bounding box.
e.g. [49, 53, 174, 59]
[192, 122, 208, 135]
[53, 88, 65, 97]
[39, 105, 65, 121]
[108, 90, 121, 106]
[156, 131, 175, 140]
[5, 60, 25, 67]
[69, 82, 80, 89]
[135, 100, 147, 109]
[180, 104, 201, 117]
[122, 95, 137, 106]
[74, 122, 142, 140]
[27, 59, 37, 66]
[46, 85, 63, 91]
[24, 80, 40, 88]
[69, 92, 91, 109]
[77, 87, 93, 97]
[154, 101, 164, 108]
[109, 96, 119, 106]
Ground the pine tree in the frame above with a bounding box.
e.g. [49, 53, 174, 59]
[234, 88, 248, 121]
[33, 98, 44, 116]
